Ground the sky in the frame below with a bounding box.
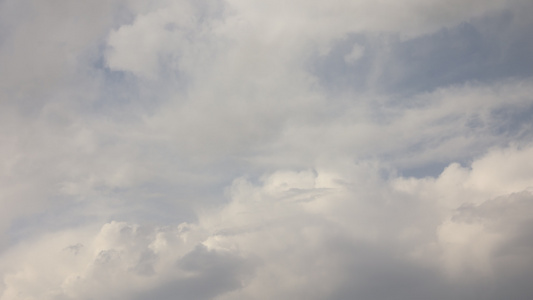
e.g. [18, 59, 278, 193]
[1, 0, 533, 299]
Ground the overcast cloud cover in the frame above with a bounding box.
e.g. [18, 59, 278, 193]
[1, 0, 533, 299]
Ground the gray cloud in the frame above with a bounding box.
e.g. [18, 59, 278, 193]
[132, 245, 253, 300]
[1, 0, 533, 299]
[313, 6, 533, 95]
[1, 146, 533, 299]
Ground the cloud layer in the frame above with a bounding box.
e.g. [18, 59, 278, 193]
[2, 146, 533, 299]
[1, 0, 532, 299]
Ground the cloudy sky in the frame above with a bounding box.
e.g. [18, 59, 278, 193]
[1, 0, 533, 299]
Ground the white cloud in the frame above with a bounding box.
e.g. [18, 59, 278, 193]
[344, 44, 364, 64]
[1, 0, 533, 299]
[0, 221, 251, 300]
[2, 145, 532, 299]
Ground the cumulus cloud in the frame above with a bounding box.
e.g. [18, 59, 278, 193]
[1, 0, 533, 299]
[1, 145, 533, 299]
[0, 221, 253, 300]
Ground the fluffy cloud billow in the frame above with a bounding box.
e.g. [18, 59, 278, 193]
[1, 0, 532, 299]
[2, 146, 533, 299]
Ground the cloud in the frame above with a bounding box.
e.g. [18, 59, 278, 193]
[2, 145, 532, 299]
[0, 221, 253, 300]
[1, 0, 533, 299]
[343, 44, 364, 64]
[182, 146, 533, 300]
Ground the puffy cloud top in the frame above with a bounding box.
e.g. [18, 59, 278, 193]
[1, 0, 533, 299]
